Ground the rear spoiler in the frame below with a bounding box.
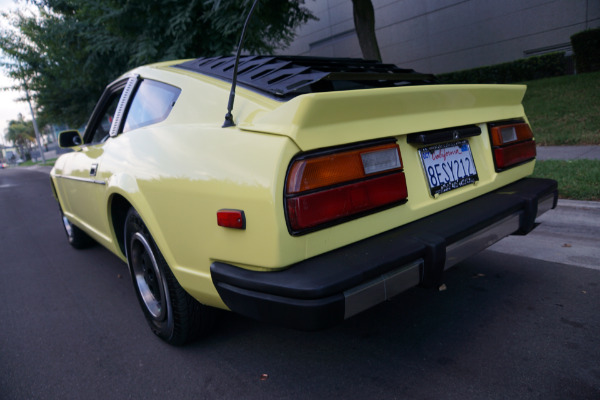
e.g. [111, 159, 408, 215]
[238, 84, 527, 151]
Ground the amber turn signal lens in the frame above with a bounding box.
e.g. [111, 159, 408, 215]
[489, 121, 536, 171]
[490, 123, 533, 146]
[286, 143, 402, 194]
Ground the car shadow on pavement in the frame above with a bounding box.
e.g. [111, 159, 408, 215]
[191, 251, 600, 399]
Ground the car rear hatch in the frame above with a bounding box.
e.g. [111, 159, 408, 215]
[237, 83, 528, 151]
[237, 83, 537, 237]
[175, 56, 542, 262]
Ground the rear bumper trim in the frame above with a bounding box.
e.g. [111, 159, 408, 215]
[537, 192, 557, 217]
[344, 259, 423, 319]
[211, 177, 558, 330]
[444, 214, 520, 270]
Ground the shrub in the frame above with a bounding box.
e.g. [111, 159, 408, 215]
[437, 52, 566, 84]
[571, 28, 600, 73]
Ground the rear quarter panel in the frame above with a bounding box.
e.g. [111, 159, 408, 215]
[100, 125, 301, 308]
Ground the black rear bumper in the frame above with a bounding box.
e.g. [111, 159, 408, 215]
[211, 178, 558, 330]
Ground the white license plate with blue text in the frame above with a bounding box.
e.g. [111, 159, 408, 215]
[418, 140, 478, 196]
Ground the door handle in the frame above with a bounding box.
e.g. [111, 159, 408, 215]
[90, 163, 98, 176]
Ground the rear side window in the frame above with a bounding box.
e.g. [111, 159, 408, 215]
[90, 89, 123, 144]
[123, 80, 181, 132]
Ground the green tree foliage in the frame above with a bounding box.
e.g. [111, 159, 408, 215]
[0, 0, 314, 126]
[4, 114, 35, 158]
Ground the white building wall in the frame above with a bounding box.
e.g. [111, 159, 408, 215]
[282, 0, 600, 73]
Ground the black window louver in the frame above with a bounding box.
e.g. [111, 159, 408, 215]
[173, 55, 435, 99]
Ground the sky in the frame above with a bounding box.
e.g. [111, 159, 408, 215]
[0, 0, 35, 146]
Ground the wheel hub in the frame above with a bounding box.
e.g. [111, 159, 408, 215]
[130, 232, 166, 320]
[62, 215, 73, 238]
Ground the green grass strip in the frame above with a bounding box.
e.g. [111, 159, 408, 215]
[17, 158, 57, 167]
[524, 71, 600, 145]
[532, 159, 600, 201]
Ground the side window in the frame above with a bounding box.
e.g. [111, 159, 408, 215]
[90, 89, 123, 144]
[123, 80, 181, 133]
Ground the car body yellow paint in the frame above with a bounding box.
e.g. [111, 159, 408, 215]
[51, 60, 537, 311]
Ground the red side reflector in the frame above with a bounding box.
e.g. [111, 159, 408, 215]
[287, 172, 407, 231]
[493, 140, 536, 169]
[217, 209, 246, 229]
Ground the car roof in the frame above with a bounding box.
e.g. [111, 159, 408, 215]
[172, 55, 435, 100]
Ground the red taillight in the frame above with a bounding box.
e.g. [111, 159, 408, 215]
[493, 141, 537, 169]
[285, 142, 408, 234]
[489, 121, 536, 170]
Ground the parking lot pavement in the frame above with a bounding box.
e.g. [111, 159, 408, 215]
[3, 163, 599, 400]
[490, 199, 600, 270]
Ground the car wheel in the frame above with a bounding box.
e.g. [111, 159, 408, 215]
[124, 208, 215, 345]
[60, 210, 94, 249]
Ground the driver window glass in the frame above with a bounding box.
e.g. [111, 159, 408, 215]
[90, 90, 123, 144]
[123, 80, 180, 133]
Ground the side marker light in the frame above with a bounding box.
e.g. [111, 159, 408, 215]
[217, 209, 246, 229]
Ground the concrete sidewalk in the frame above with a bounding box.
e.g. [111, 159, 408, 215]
[490, 199, 600, 270]
[536, 145, 600, 160]
[491, 145, 600, 268]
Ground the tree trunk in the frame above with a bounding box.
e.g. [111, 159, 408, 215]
[352, 0, 382, 61]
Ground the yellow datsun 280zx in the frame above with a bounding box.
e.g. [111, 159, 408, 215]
[50, 56, 558, 345]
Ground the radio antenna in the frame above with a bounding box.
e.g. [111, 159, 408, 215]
[222, 0, 259, 128]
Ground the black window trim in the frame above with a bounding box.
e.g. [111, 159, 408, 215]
[83, 75, 183, 144]
[83, 77, 131, 145]
[109, 75, 141, 138]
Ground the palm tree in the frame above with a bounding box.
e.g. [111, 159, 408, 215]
[5, 114, 35, 160]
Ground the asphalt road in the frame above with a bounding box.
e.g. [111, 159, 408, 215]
[1, 167, 599, 400]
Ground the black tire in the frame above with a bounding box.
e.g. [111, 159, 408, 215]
[60, 210, 95, 249]
[124, 208, 215, 345]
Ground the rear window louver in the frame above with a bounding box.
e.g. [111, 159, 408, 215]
[173, 55, 436, 99]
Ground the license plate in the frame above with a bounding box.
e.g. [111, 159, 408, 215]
[418, 140, 478, 196]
